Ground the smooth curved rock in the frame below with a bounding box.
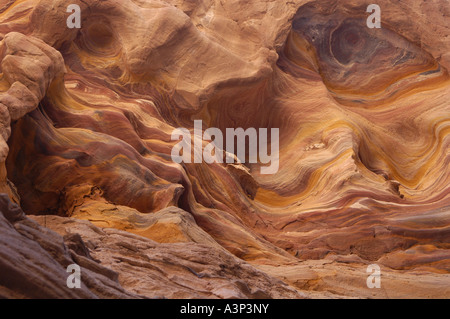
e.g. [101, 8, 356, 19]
[0, 0, 449, 298]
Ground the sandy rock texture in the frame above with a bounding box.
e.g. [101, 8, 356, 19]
[0, 194, 140, 298]
[0, 0, 449, 298]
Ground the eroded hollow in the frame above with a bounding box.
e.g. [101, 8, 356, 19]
[287, 2, 447, 105]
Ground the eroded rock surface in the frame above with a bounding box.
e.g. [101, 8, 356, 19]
[0, 0, 449, 298]
[0, 194, 139, 298]
[30, 214, 305, 299]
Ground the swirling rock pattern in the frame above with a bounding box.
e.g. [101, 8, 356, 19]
[0, 0, 449, 298]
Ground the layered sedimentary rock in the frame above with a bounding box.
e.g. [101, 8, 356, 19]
[0, 193, 301, 298]
[0, 0, 449, 298]
[0, 194, 140, 298]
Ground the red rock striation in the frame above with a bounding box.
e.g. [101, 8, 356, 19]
[0, 0, 449, 298]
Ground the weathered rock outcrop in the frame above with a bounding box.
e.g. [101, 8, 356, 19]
[0, 0, 449, 298]
[0, 193, 304, 298]
[0, 194, 140, 298]
[0, 31, 65, 202]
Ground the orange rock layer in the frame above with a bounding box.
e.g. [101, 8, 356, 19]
[0, 0, 449, 298]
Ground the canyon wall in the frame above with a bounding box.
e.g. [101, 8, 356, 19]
[0, 0, 449, 298]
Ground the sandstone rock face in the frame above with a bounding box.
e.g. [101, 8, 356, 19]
[0, 193, 301, 298]
[0, 0, 449, 298]
[30, 213, 304, 299]
[0, 31, 65, 202]
[0, 194, 139, 298]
